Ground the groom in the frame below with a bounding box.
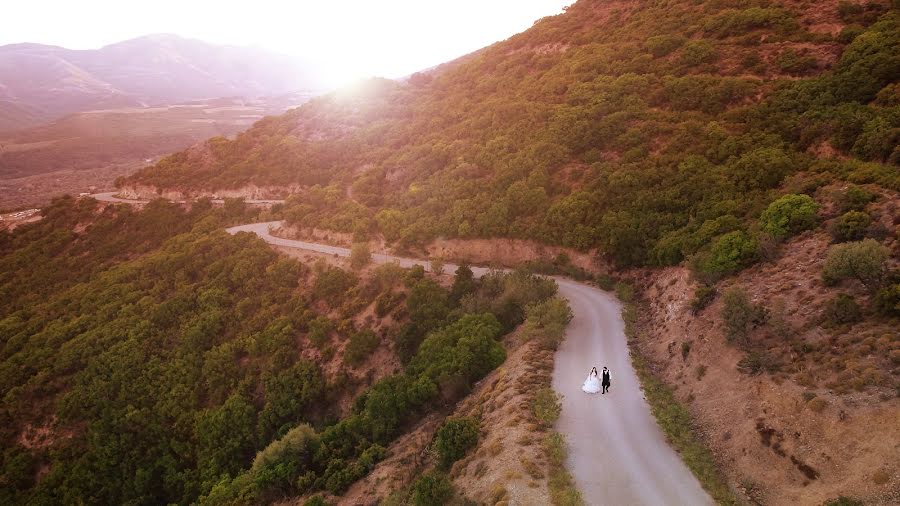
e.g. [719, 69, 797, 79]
[601, 367, 611, 394]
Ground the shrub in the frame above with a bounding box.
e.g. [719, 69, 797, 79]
[411, 472, 454, 506]
[704, 7, 798, 38]
[251, 424, 320, 496]
[759, 194, 819, 241]
[679, 40, 718, 66]
[721, 287, 767, 346]
[615, 281, 634, 302]
[531, 387, 562, 428]
[825, 497, 863, 506]
[522, 297, 573, 350]
[681, 341, 692, 360]
[433, 417, 479, 469]
[822, 239, 889, 289]
[737, 351, 778, 375]
[314, 268, 358, 306]
[691, 285, 717, 314]
[776, 49, 818, 75]
[824, 293, 862, 325]
[646, 35, 685, 57]
[430, 257, 444, 275]
[839, 185, 875, 212]
[344, 329, 380, 366]
[699, 231, 759, 277]
[350, 242, 371, 270]
[303, 496, 331, 506]
[874, 280, 900, 317]
[838, 24, 865, 44]
[807, 397, 828, 413]
[829, 211, 872, 242]
[307, 316, 333, 347]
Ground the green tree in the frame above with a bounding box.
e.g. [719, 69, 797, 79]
[250, 424, 321, 498]
[822, 239, 889, 289]
[344, 330, 380, 366]
[433, 417, 479, 469]
[698, 231, 759, 278]
[411, 472, 454, 506]
[759, 194, 819, 241]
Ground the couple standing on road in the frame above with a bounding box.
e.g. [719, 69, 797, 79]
[581, 366, 611, 394]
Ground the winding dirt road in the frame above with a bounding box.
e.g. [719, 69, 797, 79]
[228, 221, 712, 505]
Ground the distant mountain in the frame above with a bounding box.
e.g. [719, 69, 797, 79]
[0, 34, 324, 131]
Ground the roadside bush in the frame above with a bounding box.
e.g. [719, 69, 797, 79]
[350, 242, 371, 270]
[823, 294, 862, 325]
[344, 329, 380, 366]
[829, 211, 871, 242]
[759, 194, 819, 241]
[411, 472, 453, 506]
[433, 417, 479, 469]
[721, 287, 767, 346]
[531, 387, 562, 428]
[822, 239, 889, 289]
[522, 297, 573, 350]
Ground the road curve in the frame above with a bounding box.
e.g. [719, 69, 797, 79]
[229, 221, 712, 505]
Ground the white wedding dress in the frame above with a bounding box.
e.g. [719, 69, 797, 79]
[582, 371, 601, 394]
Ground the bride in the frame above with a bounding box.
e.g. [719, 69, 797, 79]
[582, 367, 601, 394]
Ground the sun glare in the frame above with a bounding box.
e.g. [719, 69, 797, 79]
[2, 1, 571, 88]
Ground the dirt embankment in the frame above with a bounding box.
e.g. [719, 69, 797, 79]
[117, 183, 302, 201]
[634, 248, 899, 504]
[423, 237, 607, 275]
[273, 223, 611, 277]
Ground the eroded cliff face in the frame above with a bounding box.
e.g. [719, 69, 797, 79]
[116, 183, 304, 201]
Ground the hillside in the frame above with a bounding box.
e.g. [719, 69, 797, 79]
[122, 0, 900, 503]
[0, 195, 570, 504]
[127, 0, 898, 266]
[0, 35, 324, 131]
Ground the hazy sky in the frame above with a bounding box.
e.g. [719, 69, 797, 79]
[2, 0, 572, 86]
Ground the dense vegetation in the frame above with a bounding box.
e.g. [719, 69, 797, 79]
[128, 0, 898, 269]
[0, 197, 557, 504]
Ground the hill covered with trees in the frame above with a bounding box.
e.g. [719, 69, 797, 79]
[127, 0, 898, 268]
[0, 196, 564, 504]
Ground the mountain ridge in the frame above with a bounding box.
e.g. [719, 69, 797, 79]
[0, 34, 324, 131]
